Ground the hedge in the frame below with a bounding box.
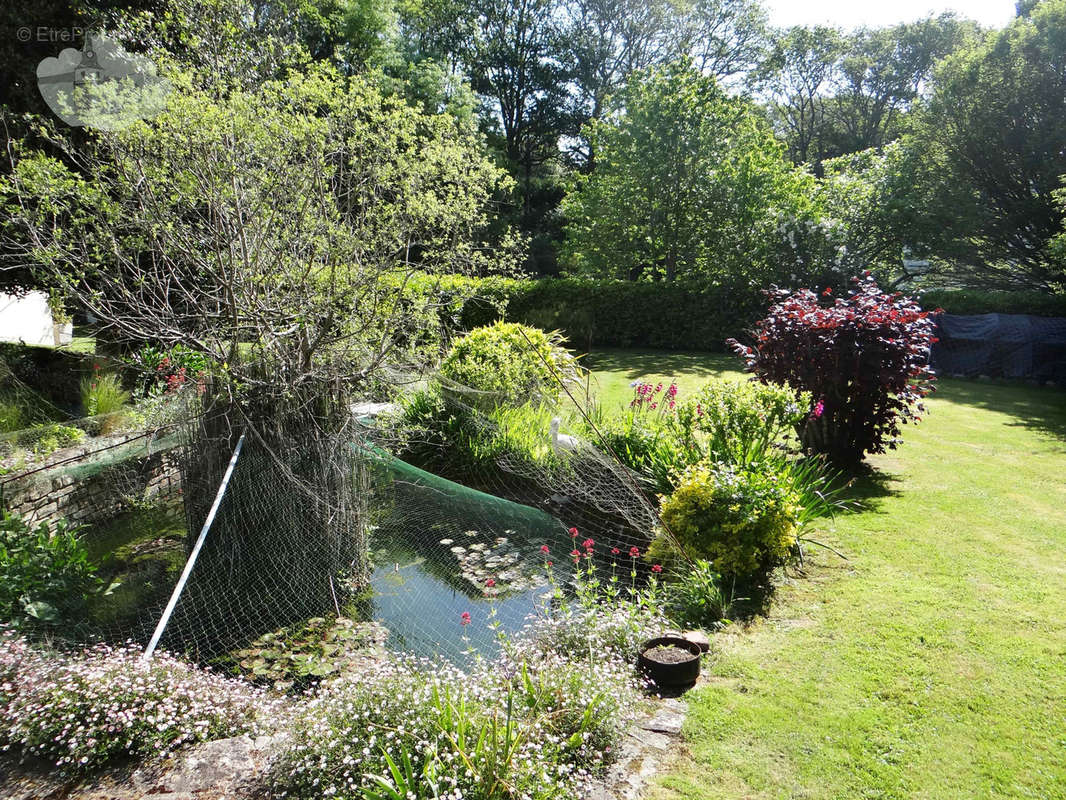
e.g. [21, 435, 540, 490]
[917, 289, 1066, 318]
[409, 274, 769, 352]
[410, 277, 1066, 353]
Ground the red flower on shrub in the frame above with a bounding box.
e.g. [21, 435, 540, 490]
[728, 274, 937, 466]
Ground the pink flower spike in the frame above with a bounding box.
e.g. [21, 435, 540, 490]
[651, 564, 663, 573]
[629, 546, 640, 558]
[582, 538, 595, 550]
[460, 612, 471, 626]
[569, 527, 579, 538]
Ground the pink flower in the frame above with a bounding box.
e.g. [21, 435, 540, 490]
[540, 544, 550, 553]
[582, 538, 595, 551]
[629, 546, 640, 558]
[812, 400, 824, 419]
[546, 560, 553, 567]
[460, 612, 471, 626]
[485, 578, 495, 587]
[611, 547, 620, 555]
[651, 564, 662, 573]
[569, 527, 579, 538]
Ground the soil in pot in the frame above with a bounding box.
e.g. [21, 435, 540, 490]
[643, 644, 696, 664]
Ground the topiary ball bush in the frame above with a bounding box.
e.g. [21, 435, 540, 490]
[439, 322, 577, 409]
[655, 461, 801, 577]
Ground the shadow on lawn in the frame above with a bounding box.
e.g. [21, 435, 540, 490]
[582, 349, 740, 379]
[935, 377, 1066, 446]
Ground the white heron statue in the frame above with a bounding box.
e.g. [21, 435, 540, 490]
[549, 416, 580, 454]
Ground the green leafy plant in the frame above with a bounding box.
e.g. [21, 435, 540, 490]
[232, 615, 386, 692]
[440, 322, 579, 410]
[675, 379, 809, 467]
[80, 372, 129, 434]
[655, 461, 801, 577]
[28, 422, 86, 457]
[661, 559, 728, 629]
[0, 510, 104, 630]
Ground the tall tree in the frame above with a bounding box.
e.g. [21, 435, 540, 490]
[921, 0, 1066, 288]
[828, 14, 979, 155]
[561, 60, 813, 284]
[760, 25, 844, 166]
[672, 0, 770, 85]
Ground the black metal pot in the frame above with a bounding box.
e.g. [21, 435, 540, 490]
[638, 636, 701, 688]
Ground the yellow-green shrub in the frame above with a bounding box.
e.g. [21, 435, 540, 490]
[439, 322, 577, 409]
[656, 461, 801, 577]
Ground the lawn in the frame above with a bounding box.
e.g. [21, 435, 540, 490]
[587, 351, 1066, 800]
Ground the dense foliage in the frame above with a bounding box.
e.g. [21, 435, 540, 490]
[0, 512, 101, 631]
[730, 274, 938, 466]
[440, 322, 577, 408]
[561, 60, 816, 285]
[656, 461, 801, 576]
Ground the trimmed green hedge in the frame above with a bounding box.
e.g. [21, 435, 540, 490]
[411, 275, 768, 352]
[918, 289, 1066, 318]
[412, 277, 1066, 352]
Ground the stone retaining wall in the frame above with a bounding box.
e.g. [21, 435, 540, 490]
[1, 440, 182, 529]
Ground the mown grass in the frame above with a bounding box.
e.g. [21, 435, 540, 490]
[586, 351, 1066, 800]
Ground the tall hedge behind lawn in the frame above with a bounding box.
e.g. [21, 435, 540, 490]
[406, 275, 1066, 353]
[916, 289, 1066, 318]
[414, 275, 768, 352]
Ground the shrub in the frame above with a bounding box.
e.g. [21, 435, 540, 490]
[0, 511, 101, 630]
[132, 344, 210, 396]
[656, 461, 801, 577]
[661, 559, 727, 629]
[729, 273, 938, 467]
[440, 322, 578, 409]
[591, 381, 691, 493]
[675, 379, 809, 467]
[0, 636, 278, 773]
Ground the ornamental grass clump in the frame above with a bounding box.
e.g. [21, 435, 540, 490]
[0, 634, 282, 773]
[729, 273, 938, 467]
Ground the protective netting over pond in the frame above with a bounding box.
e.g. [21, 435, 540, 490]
[2, 374, 671, 668]
[932, 313, 1066, 384]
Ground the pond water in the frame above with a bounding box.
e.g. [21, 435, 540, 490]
[369, 558, 554, 664]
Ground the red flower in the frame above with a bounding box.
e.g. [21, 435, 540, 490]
[651, 564, 662, 573]
[822, 287, 832, 296]
[485, 578, 496, 587]
[582, 538, 595, 550]
[611, 547, 620, 555]
[629, 546, 640, 558]
[546, 560, 553, 567]
[569, 527, 579, 538]
[460, 612, 471, 626]
[570, 549, 581, 557]
[540, 544, 550, 553]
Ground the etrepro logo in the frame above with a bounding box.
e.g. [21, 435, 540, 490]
[36, 31, 170, 131]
